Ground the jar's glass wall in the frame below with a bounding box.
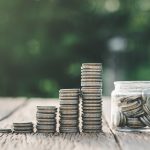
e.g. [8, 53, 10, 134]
[111, 81, 150, 131]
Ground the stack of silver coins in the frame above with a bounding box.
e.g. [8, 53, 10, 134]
[36, 106, 57, 133]
[0, 129, 12, 133]
[81, 63, 103, 133]
[13, 122, 33, 133]
[59, 89, 80, 133]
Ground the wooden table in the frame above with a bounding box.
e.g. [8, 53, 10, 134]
[0, 97, 149, 150]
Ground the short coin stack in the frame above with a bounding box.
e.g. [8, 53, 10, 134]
[81, 63, 103, 133]
[36, 106, 57, 133]
[59, 89, 80, 133]
[13, 122, 33, 133]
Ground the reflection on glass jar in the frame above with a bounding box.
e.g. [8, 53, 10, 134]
[111, 81, 150, 131]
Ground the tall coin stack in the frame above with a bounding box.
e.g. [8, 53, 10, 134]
[59, 89, 80, 133]
[81, 63, 103, 133]
[36, 106, 57, 133]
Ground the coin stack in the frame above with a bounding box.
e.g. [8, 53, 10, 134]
[0, 129, 12, 133]
[36, 106, 57, 133]
[13, 122, 33, 133]
[81, 63, 103, 133]
[59, 89, 80, 133]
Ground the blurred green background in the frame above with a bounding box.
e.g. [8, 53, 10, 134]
[0, 0, 150, 97]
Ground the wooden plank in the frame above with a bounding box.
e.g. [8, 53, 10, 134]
[0, 98, 119, 150]
[0, 97, 27, 121]
[103, 98, 150, 150]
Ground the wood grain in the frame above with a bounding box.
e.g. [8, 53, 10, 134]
[0, 98, 119, 150]
[0, 97, 27, 121]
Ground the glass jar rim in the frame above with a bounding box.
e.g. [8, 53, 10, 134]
[114, 81, 150, 85]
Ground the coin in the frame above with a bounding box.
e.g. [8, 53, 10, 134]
[82, 129, 102, 133]
[0, 129, 12, 133]
[60, 100, 79, 105]
[59, 89, 80, 93]
[36, 129, 56, 133]
[81, 82, 102, 87]
[13, 122, 33, 127]
[37, 109, 57, 114]
[37, 106, 57, 111]
[59, 110, 79, 115]
[14, 126, 33, 131]
[59, 105, 79, 110]
[82, 125, 102, 130]
[37, 118, 56, 122]
[13, 130, 33, 133]
[36, 125, 56, 130]
[83, 109, 102, 113]
[36, 113, 56, 119]
[37, 122, 56, 125]
[82, 113, 101, 118]
[59, 93, 79, 97]
[127, 117, 145, 128]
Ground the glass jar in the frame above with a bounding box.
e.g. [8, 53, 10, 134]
[111, 81, 150, 132]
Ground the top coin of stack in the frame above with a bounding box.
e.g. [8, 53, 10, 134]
[36, 106, 57, 133]
[59, 89, 80, 133]
[81, 63, 103, 133]
[13, 122, 33, 133]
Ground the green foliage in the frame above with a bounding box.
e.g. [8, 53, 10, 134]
[0, 0, 149, 97]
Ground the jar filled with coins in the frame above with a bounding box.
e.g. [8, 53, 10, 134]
[111, 81, 150, 131]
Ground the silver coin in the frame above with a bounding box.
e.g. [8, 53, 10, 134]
[82, 117, 102, 121]
[37, 122, 56, 125]
[13, 122, 33, 127]
[139, 116, 150, 127]
[123, 106, 143, 117]
[82, 113, 101, 118]
[81, 82, 102, 87]
[82, 109, 102, 113]
[60, 119, 79, 124]
[36, 129, 56, 133]
[36, 113, 56, 119]
[60, 110, 79, 115]
[60, 100, 79, 105]
[82, 125, 102, 130]
[59, 128, 79, 133]
[127, 117, 145, 128]
[81, 74, 103, 80]
[82, 106, 102, 110]
[120, 100, 142, 112]
[37, 118, 56, 122]
[59, 93, 79, 97]
[59, 89, 80, 93]
[81, 69, 102, 73]
[36, 125, 56, 130]
[82, 100, 102, 104]
[60, 114, 78, 118]
[119, 96, 141, 103]
[14, 126, 33, 130]
[0, 129, 12, 133]
[82, 64, 102, 70]
[82, 103, 101, 108]
[37, 106, 57, 111]
[59, 105, 79, 110]
[59, 95, 79, 101]
[82, 93, 102, 96]
[13, 130, 33, 133]
[83, 121, 101, 125]
[82, 89, 102, 94]
[82, 129, 102, 133]
[37, 110, 57, 114]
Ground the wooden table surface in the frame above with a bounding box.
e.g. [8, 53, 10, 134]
[0, 97, 149, 150]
